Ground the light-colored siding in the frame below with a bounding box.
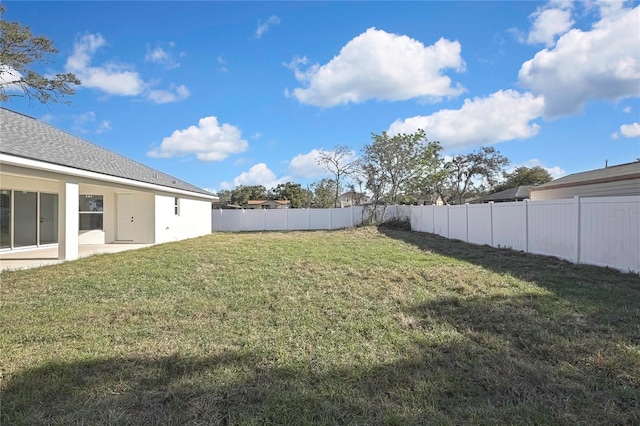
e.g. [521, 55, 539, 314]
[154, 194, 211, 243]
[530, 178, 640, 200]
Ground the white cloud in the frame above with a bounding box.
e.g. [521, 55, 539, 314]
[217, 54, 228, 73]
[0, 65, 23, 95]
[255, 15, 281, 39]
[221, 163, 290, 189]
[65, 33, 145, 96]
[527, 5, 574, 46]
[519, 4, 640, 118]
[147, 116, 248, 161]
[145, 43, 181, 69]
[287, 27, 466, 107]
[288, 149, 327, 178]
[72, 111, 111, 135]
[147, 84, 190, 104]
[388, 90, 545, 149]
[623, 106, 632, 113]
[65, 33, 189, 103]
[519, 158, 566, 179]
[620, 122, 640, 138]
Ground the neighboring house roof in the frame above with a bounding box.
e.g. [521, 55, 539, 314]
[530, 161, 640, 192]
[471, 186, 534, 203]
[246, 200, 290, 205]
[1, 107, 214, 197]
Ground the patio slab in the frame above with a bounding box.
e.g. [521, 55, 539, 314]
[0, 244, 153, 271]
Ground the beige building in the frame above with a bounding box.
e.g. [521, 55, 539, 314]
[245, 200, 290, 209]
[529, 161, 640, 201]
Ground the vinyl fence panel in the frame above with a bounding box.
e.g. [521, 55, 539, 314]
[265, 209, 287, 231]
[448, 205, 468, 242]
[407, 196, 639, 273]
[578, 196, 639, 272]
[433, 206, 449, 237]
[492, 202, 527, 251]
[212, 209, 243, 231]
[527, 198, 576, 261]
[467, 204, 492, 246]
[287, 209, 311, 230]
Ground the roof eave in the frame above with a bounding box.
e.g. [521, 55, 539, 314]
[0, 153, 218, 200]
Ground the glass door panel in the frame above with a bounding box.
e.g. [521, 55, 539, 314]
[14, 191, 37, 247]
[0, 190, 10, 249]
[40, 193, 58, 244]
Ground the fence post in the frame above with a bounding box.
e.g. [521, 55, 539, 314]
[351, 205, 354, 228]
[489, 202, 494, 247]
[524, 200, 529, 253]
[574, 196, 581, 264]
[465, 203, 469, 242]
[432, 205, 435, 234]
[447, 205, 450, 238]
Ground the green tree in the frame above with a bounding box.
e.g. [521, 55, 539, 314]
[443, 147, 510, 204]
[316, 145, 360, 207]
[229, 185, 268, 207]
[310, 178, 337, 208]
[0, 5, 80, 104]
[271, 181, 308, 208]
[361, 129, 444, 206]
[215, 190, 232, 205]
[492, 166, 553, 193]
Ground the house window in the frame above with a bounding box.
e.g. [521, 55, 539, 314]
[174, 197, 180, 216]
[79, 195, 103, 230]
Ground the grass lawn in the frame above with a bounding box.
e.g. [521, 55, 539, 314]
[1, 227, 639, 425]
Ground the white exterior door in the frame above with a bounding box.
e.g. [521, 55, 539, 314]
[117, 194, 134, 241]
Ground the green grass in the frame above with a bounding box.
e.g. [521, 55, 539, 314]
[1, 227, 639, 425]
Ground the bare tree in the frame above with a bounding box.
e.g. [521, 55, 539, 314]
[316, 145, 360, 207]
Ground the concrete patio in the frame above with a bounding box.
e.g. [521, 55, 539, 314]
[0, 244, 153, 271]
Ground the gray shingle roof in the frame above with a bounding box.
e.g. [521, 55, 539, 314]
[470, 186, 533, 203]
[0, 108, 214, 197]
[530, 161, 640, 191]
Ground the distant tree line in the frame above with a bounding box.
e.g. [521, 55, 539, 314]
[216, 130, 553, 210]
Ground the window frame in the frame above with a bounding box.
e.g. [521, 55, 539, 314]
[79, 194, 104, 231]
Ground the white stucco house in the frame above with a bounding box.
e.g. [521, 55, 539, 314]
[0, 108, 217, 261]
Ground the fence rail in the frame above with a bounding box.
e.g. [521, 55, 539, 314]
[410, 196, 639, 273]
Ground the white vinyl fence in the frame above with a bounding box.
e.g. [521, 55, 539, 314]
[411, 196, 640, 273]
[212, 205, 412, 232]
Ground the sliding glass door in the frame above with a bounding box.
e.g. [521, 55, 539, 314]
[0, 190, 10, 249]
[14, 191, 37, 247]
[0, 190, 59, 249]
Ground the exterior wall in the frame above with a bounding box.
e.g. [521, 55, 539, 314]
[2, 164, 213, 252]
[530, 178, 640, 200]
[154, 194, 212, 244]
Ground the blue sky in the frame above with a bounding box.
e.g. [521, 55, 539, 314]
[2, 1, 639, 194]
